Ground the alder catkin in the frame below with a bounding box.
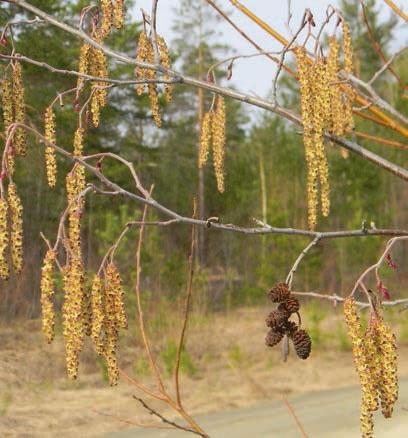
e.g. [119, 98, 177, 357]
[1, 77, 15, 175]
[91, 275, 105, 356]
[212, 96, 226, 193]
[40, 249, 56, 344]
[7, 183, 23, 274]
[44, 106, 57, 187]
[12, 62, 27, 156]
[135, 31, 151, 96]
[113, 0, 125, 30]
[157, 35, 173, 103]
[0, 199, 9, 280]
[99, 0, 114, 39]
[199, 111, 212, 168]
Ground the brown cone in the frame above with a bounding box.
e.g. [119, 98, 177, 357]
[279, 297, 300, 314]
[283, 320, 298, 336]
[265, 308, 290, 329]
[291, 329, 312, 359]
[265, 329, 284, 347]
[268, 283, 291, 303]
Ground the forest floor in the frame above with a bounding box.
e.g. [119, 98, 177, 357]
[1, 305, 408, 437]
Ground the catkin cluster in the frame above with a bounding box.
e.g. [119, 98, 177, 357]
[295, 25, 355, 229]
[0, 184, 24, 279]
[40, 249, 56, 344]
[135, 31, 173, 127]
[344, 298, 398, 437]
[44, 106, 57, 187]
[77, 44, 108, 127]
[199, 96, 227, 193]
[98, 0, 125, 39]
[265, 283, 311, 360]
[91, 263, 128, 386]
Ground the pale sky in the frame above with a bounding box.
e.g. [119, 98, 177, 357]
[132, 0, 407, 102]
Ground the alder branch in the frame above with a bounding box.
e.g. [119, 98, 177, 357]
[4, 0, 408, 181]
[7, 123, 408, 240]
[292, 291, 408, 308]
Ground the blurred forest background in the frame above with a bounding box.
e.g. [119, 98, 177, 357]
[0, 0, 407, 320]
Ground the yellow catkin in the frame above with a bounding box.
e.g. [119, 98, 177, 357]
[91, 275, 105, 356]
[12, 62, 27, 156]
[113, 0, 125, 30]
[157, 35, 173, 103]
[327, 37, 344, 136]
[212, 96, 226, 193]
[296, 48, 318, 229]
[106, 263, 127, 330]
[62, 264, 85, 379]
[311, 60, 330, 218]
[77, 44, 91, 90]
[342, 21, 355, 135]
[103, 262, 127, 385]
[0, 199, 9, 280]
[135, 31, 151, 95]
[7, 183, 23, 274]
[44, 106, 57, 187]
[40, 249, 56, 344]
[99, 0, 114, 40]
[199, 111, 212, 168]
[376, 320, 398, 418]
[89, 48, 109, 127]
[1, 77, 15, 175]
[344, 299, 385, 437]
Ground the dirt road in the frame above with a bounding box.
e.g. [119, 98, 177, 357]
[106, 378, 408, 437]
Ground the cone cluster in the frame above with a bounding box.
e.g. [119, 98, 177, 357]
[199, 95, 226, 193]
[265, 283, 311, 360]
[295, 22, 354, 229]
[135, 31, 173, 127]
[344, 297, 398, 437]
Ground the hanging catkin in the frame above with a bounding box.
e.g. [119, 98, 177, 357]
[212, 96, 226, 193]
[7, 183, 23, 273]
[40, 249, 56, 344]
[12, 62, 27, 156]
[44, 106, 57, 187]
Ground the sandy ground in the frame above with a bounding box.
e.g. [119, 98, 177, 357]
[1, 306, 407, 437]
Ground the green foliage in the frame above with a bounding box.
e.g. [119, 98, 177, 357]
[305, 302, 329, 348]
[160, 339, 197, 378]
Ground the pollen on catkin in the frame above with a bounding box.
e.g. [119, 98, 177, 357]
[113, 0, 125, 30]
[44, 106, 57, 187]
[0, 199, 9, 280]
[212, 95, 226, 193]
[199, 111, 212, 168]
[91, 275, 105, 356]
[12, 62, 27, 156]
[62, 264, 85, 379]
[7, 183, 23, 274]
[90, 48, 109, 127]
[40, 249, 56, 344]
[157, 35, 173, 103]
[1, 77, 15, 175]
[376, 320, 398, 418]
[98, 0, 114, 40]
[135, 31, 151, 96]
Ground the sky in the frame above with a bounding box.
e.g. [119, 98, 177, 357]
[132, 0, 407, 101]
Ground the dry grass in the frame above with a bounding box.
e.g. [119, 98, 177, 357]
[1, 304, 408, 437]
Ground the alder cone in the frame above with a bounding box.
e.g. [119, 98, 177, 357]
[269, 282, 291, 303]
[291, 329, 312, 359]
[280, 297, 300, 314]
[265, 308, 290, 329]
[265, 329, 284, 347]
[283, 320, 298, 336]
